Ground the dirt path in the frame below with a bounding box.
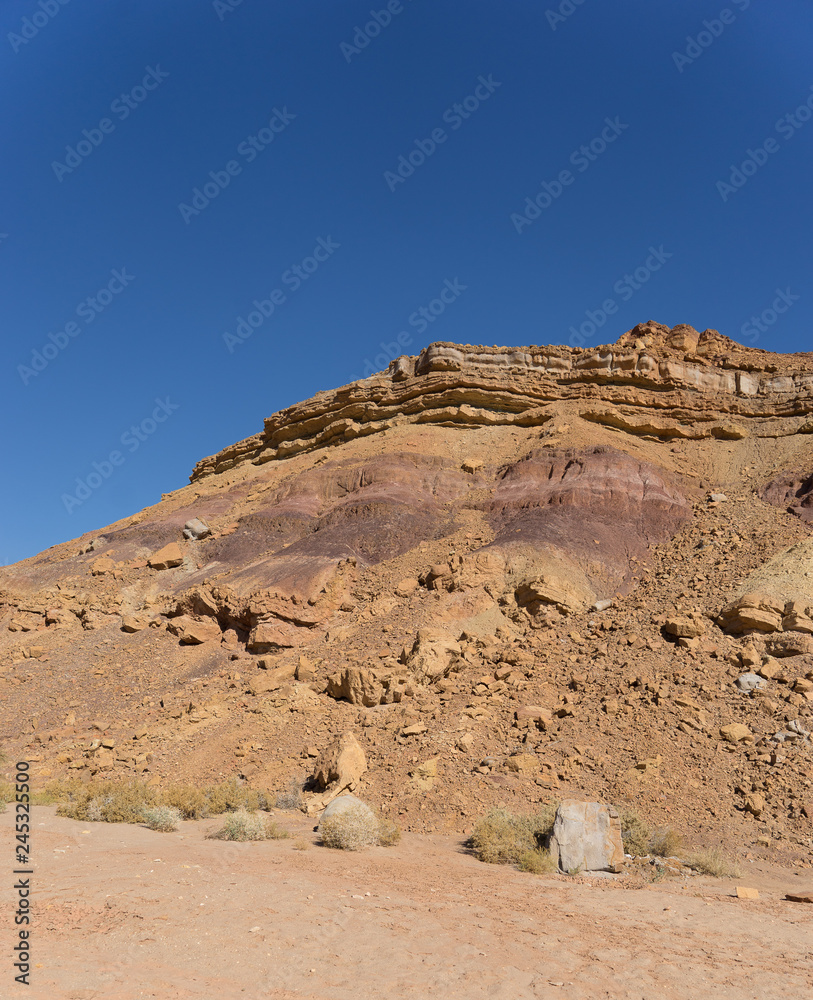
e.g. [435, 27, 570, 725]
[2, 807, 812, 999]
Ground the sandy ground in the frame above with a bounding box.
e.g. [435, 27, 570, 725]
[1, 806, 812, 1000]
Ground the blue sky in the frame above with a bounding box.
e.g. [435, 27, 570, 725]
[1, 0, 812, 565]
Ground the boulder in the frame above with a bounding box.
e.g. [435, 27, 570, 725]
[326, 666, 383, 707]
[120, 615, 145, 633]
[735, 673, 768, 693]
[183, 517, 211, 540]
[717, 593, 785, 634]
[167, 615, 221, 645]
[148, 543, 183, 570]
[312, 731, 367, 792]
[402, 629, 461, 683]
[664, 614, 705, 639]
[720, 722, 751, 743]
[549, 800, 624, 873]
[319, 793, 374, 824]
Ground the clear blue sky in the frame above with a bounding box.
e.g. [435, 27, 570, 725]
[2, 0, 811, 565]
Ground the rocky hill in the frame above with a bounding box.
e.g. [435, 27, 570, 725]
[2, 320, 813, 861]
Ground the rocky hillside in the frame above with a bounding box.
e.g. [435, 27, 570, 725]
[2, 320, 812, 862]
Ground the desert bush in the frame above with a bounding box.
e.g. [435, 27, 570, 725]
[377, 817, 402, 847]
[56, 780, 157, 824]
[274, 777, 305, 811]
[685, 847, 742, 878]
[207, 807, 289, 842]
[320, 802, 381, 851]
[616, 807, 652, 857]
[292, 838, 309, 851]
[517, 848, 557, 875]
[143, 805, 182, 832]
[649, 826, 684, 858]
[468, 805, 558, 867]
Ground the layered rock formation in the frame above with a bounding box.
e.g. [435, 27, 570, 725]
[2, 321, 813, 859]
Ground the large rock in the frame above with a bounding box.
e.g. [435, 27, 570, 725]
[312, 731, 366, 792]
[549, 800, 624, 874]
[305, 732, 368, 815]
[167, 615, 221, 645]
[403, 629, 461, 683]
[319, 792, 374, 824]
[148, 542, 183, 570]
[326, 666, 383, 707]
[183, 517, 211, 540]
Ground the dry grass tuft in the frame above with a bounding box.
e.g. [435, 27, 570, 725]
[685, 847, 742, 878]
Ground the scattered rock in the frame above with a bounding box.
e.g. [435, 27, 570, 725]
[736, 673, 768, 693]
[148, 543, 184, 570]
[736, 887, 759, 900]
[167, 615, 221, 645]
[183, 518, 211, 540]
[720, 723, 752, 743]
[120, 615, 145, 633]
[402, 629, 461, 684]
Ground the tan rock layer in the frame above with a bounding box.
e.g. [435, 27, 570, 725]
[190, 323, 813, 481]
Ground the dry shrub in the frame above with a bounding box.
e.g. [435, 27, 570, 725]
[616, 807, 651, 857]
[292, 838, 309, 851]
[143, 805, 182, 832]
[56, 780, 157, 824]
[518, 848, 557, 875]
[207, 807, 289, 842]
[650, 827, 684, 858]
[377, 817, 402, 847]
[320, 803, 380, 851]
[274, 777, 305, 811]
[685, 847, 742, 878]
[468, 805, 558, 867]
